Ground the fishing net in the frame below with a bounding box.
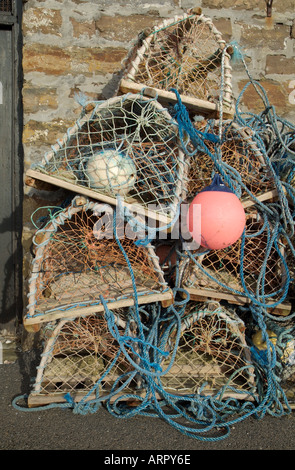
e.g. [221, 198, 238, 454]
[24, 196, 171, 330]
[233, 80, 295, 191]
[28, 309, 137, 407]
[180, 208, 289, 311]
[159, 301, 256, 400]
[28, 93, 186, 223]
[122, 9, 233, 112]
[186, 121, 278, 206]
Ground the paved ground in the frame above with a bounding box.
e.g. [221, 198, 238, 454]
[1, 354, 295, 452]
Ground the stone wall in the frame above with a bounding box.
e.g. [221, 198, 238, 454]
[22, 0, 295, 174]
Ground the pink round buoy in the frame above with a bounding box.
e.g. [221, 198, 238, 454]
[187, 174, 246, 250]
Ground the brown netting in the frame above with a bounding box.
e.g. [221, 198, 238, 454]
[186, 122, 276, 203]
[181, 209, 286, 304]
[26, 197, 168, 323]
[124, 11, 233, 107]
[160, 301, 256, 398]
[30, 310, 135, 401]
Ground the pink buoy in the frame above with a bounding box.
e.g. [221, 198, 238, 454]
[187, 174, 246, 250]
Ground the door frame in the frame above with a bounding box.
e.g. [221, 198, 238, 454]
[0, 0, 23, 332]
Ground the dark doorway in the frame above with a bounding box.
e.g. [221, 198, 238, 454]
[0, 0, 23, 333]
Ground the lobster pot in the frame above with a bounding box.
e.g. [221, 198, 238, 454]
[160, 301, 256, 400]
[24, 197, 172, 331]
[27, 309, 137, 407]
[181, 209, 289, 313]
[26, 93, 186, 224]
[186, 122, 277, 207]
[121, 10, 234, 115]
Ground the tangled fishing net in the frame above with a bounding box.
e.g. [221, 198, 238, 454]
[29, 310, 136, 409]
[186, 121, 278, 204]
[15, 12, 295, 442]
[25, 197, 170, 326]
[181, 206, 288, 308]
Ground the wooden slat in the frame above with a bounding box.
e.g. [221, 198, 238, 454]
[23, 289, 174, 331]
[241, 189, 280, 209]
[185, 287, 292, 316]
[27, 390, 134, 408]
[28, 387, 255, 407]
[26, 168, 281, 221]
[119, 78, 235, 118]
[25, 168, 173, 226]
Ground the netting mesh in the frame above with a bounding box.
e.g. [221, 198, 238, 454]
[186, 122, 277, 203]
[181, 209, 287, 305]
[32, 94, 185, 219]
[30, 301, 257, 407]
[31, 310, 135, 401]
[160, 301, 256, 398]
[26, 197, 168, 323]
[124, 12, 233, 108]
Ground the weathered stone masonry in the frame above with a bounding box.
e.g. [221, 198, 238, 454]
[22, 0, 295, 172]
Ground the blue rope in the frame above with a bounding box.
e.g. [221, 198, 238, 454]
[170, 88, 238, 194]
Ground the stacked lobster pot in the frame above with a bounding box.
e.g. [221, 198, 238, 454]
[22, 8, 295, 439]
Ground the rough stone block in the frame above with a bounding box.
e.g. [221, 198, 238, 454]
[202, 0, 265, 10]
[70, 17, 97, 38]
[272, 1, 295, 13]
[70, 46, 128, 73]
[212, 17, 232, 42]
[240, 24, 290, 51]
[23, 119, 74, 146]
[237, 79, 293, 117]
[266, 55, 295, 75]
[23, 44, 71, 75]
[22, 84, 58, 114]
[23, 44, 127, 76]
[95, 14, 160, 42]
[22, 7, 62, 36]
